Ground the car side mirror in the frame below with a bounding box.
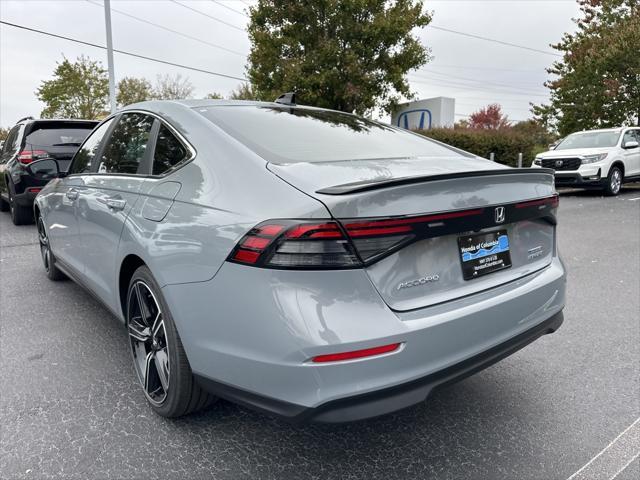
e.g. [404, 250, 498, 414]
[623, 140, 639, 149]
[26, 158, 64, 181]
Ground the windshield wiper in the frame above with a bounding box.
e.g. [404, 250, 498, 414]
[52, 142, 81, 146]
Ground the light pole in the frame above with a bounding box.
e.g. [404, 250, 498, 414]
[103, 0, 116, 113]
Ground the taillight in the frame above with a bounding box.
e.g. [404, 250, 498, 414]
[343, 209, 484, 262]
[18, 150, 48, 164]
[227, 197, 557, 270]
[227, 220, 361, 269]
[515, 195, 559, 209]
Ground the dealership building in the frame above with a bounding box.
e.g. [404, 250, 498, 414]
[391, 96, 455, 130]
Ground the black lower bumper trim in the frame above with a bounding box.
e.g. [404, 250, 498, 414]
[555, 173, 603, 188]
[195, 310, 564, 423]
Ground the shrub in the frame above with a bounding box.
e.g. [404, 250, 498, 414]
[415, 128, 539, 167]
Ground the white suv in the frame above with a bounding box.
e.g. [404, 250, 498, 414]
[532, 127, 640, 195]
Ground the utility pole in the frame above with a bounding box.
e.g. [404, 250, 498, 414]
[104, 0, 116, 113]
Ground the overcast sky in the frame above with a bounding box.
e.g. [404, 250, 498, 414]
[0, 0, 581, 128]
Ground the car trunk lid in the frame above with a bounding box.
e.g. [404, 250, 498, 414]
[268, 159, 557, 311]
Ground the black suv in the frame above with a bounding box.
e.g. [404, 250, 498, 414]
[0, 117, 98, 224]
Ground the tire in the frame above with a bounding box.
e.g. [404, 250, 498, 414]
[8, 182, 33, 225]
[126, 266, 216, 417]
[604, 166, 623, 196]
[0, 195, 9, 212]
[36, 213, 66, 281]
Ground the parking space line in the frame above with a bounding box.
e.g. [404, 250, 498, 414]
[566, 417, 640, 480]
[627, 197, 640, 201]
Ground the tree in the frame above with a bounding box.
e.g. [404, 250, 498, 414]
[0, 127, 10, 142]
[533, 0, 640, 135]
[468, 104, 510, 130]
[36, 55, 109, 119]
[204, 92, 224, 99]
[246, 0, 432, 114]
[153, 74, 195, 100]
[511, 119, 556, 146]
[229, 83, 257, 100]
[117, 77, 153, 107]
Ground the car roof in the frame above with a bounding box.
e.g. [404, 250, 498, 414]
[17, 118, 100, 126]
[124, 98, 345, 115]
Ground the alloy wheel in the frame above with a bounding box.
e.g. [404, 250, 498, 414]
[127, 281, 170, 405]
[611, 169, 622, 194]
[37, 215, 51, 272]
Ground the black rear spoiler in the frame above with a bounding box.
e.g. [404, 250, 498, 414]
[316, 168, 555, 195]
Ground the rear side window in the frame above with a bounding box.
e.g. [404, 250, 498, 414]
[2, 126, 22, 159]
[69, 119, 115, 175]
[152, 124, 189, 175]
[197, 105, 467, 164]
[98, 113, 155, 175]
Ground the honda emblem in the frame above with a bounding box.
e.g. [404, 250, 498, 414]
[495, 206, 506, 224]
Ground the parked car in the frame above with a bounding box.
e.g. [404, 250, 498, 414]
[0, 117, 98, 224]
[532, 126, 640, 195]
[32, 99, 566, 421]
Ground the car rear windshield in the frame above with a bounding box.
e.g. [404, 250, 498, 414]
[555, 131, 621, 150]
[197, 105, 467, 164]
[24, 122, 96, 149]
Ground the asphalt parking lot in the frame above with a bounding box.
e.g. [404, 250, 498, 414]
[1, 186, 639, 480]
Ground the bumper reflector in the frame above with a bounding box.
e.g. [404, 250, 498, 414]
[311, 342, 401, 363]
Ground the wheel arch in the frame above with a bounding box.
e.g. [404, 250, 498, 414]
[608, 160, 625, 178]
[119, 254, 147, 319]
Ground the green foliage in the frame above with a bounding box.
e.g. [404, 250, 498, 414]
[416, 128, 538, 167]
[117, 77, 153, 107]
[0, 127, 10, 142]
[204, 92, 224, 99]
[533, 0, 640, 135]
[511, 119, 557, 147]
[229, 83, 258, 100]
[246, 0, 432, 114]
[36, 55, 109, 119]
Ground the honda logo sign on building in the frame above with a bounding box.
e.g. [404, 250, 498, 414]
[391, 97, 455, 130]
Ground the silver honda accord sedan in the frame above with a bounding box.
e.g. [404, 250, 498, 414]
[30, 98, 566, 422]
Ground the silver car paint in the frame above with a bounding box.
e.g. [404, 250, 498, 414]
[162, 256, 565, 409]
[367, 219, 555, 311]
[270, 160, 553, 217]
[35, 99, 566, 415]
[38, 102, 330, 321]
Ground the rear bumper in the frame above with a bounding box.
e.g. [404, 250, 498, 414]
[164, 254, 566, 422]
[195, 310, 563, 422]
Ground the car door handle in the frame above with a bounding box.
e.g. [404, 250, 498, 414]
[105, 198, 126, 211]
[66, 189, 79, 200]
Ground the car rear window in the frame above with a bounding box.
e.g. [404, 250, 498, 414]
[25, 122, 96, 149]
[196, 105, 466, 164]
